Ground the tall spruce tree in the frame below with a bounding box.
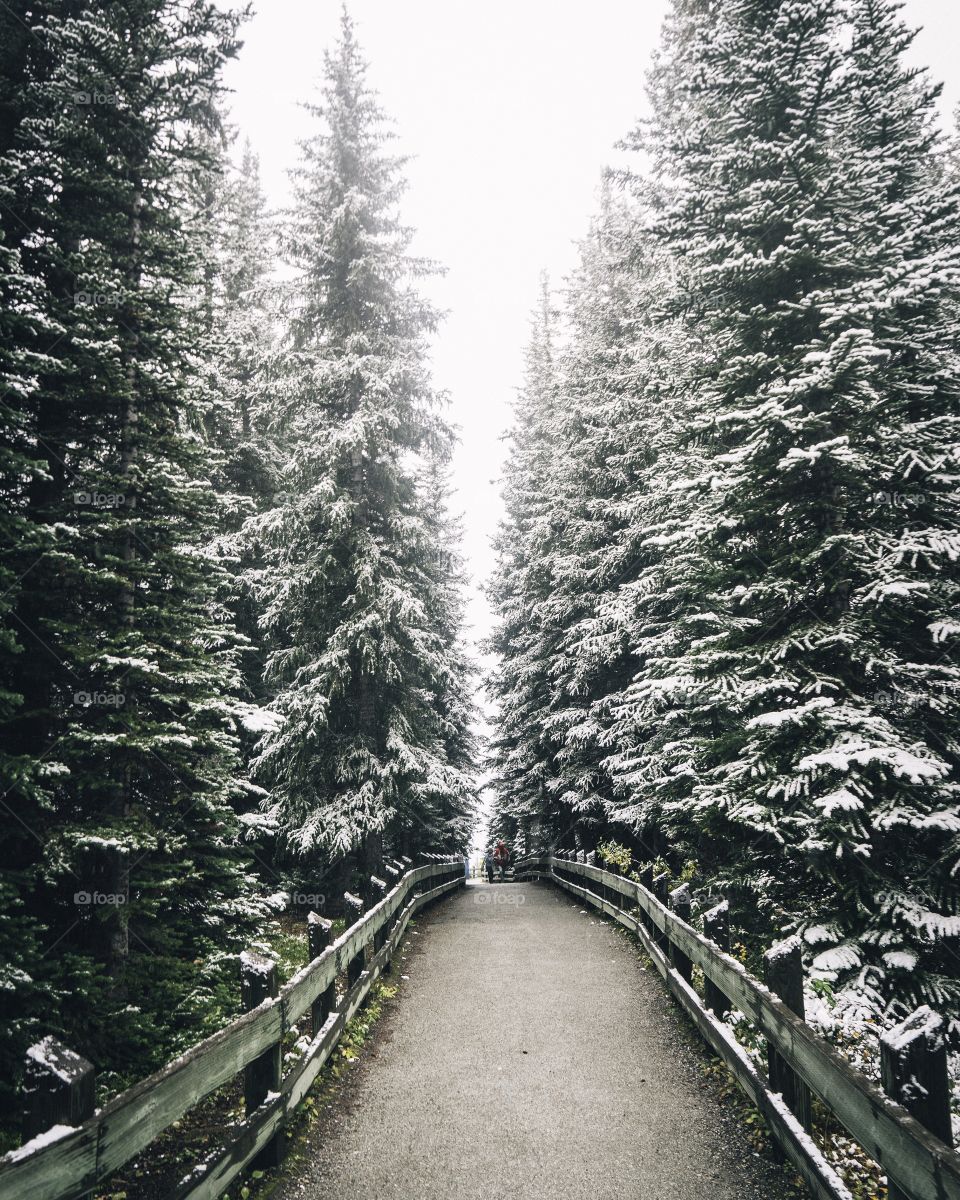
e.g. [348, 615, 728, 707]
[542, 194, 686, 854]
[0, 0, 267, 1095]
[0, 2, 63, 1105]
[619, 0, 960, 1022]
[200, 138, 282, 812]
[486, 279, 564, 848]
[487, 200, 698, 860]
[409, 455, 479, 851]
[249, 13, 476, 878]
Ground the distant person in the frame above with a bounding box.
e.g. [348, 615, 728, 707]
[464, 855, 470, 880]
[493, 839, 510, 881]
[484, 851, 494, 883]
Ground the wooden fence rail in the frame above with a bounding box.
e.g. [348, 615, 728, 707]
[515, 854, 960, 1200]
[0, 857, 465, 1200]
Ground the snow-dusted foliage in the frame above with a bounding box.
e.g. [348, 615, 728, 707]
[197, 138, 285, 818]
[486, 278, 565, 843]
[247, 14, 477, 867]
[0, 0, 474, 1141]
[0, 5, 476, 1126]
[489, 0, 960, 1026]
[0, 0, 279, 1111]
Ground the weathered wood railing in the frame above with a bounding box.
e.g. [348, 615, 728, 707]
[0, 856, 465, 1200]
[516, 853, 959, 1200]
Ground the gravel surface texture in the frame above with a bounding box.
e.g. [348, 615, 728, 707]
[272, 879, 800, 1200]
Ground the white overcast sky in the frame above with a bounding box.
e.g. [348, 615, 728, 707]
[221, 0, 960, 670]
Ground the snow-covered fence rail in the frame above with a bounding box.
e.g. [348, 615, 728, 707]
[516, 853, 959, 1200]
[0, 857, 465, 1200]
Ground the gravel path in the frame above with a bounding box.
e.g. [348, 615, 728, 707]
[273, 879, 799, 1200]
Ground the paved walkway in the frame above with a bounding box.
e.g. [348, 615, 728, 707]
[275, 880, 796, 1200]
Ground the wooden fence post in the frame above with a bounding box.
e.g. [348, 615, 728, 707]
[602, 860, 613, 908]
[307, 912, 335, 1036]
[881, 1006, 952, 1200]
[370, 875, 389, 965]
[22, 1037, 96, 1200]
[585, 855, 597, 902]
[702, 901, 731, 1018]
[652, 873, 670, 954]
[22, 1036, 96, 1144]
[669, 884, 693, 984]
[763, 937, 812, 1131]
[637, 864, 653, 934]
[240, 950, 283, 1169]
[344, 892, 366, 987]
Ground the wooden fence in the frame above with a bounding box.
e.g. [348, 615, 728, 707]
[515, 853, 959, 1200]
[0, 855, 465, 1200]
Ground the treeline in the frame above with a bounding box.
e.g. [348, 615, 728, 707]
[0, 4, 475, 1121]
[489, 0, 960, 1031]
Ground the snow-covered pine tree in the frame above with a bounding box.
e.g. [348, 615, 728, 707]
[610, 0, 860, 931]
[198, 138, 283, 811]
[795, 0, 960, 1019]
[0, 0, 64, 1113]
[409, 454, 479, 853]
[202, 139, 277, 539]
[487, 190, 700, 863]
[250, 12, 475, 879]
[627, 0, 960, 1023]
[540, 190, 691, 858]
[0, 0, 268, 1088]
[486, 278, 566, 849]
[593, 309, 718, 854]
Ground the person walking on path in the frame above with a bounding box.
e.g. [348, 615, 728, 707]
[493, 840, 510, 881]
[484, 851, 494, 883]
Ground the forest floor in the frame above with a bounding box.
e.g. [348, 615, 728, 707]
[263, 879, 802, 1200]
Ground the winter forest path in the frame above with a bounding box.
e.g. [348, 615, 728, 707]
[273, 880, 793, 1200]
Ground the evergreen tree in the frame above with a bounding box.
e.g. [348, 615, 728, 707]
[619, 0, 960, 1022]
[200, 138, 282, 807]
[542, 194, 684, 854]
[0, 3, 63, 1106]
[0, 0, 267, 1095]
[486, 278, 564, 848]
[487, 200, 696, 862]
[407, 455, 479, 852]
[250, 13, 476, 877]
